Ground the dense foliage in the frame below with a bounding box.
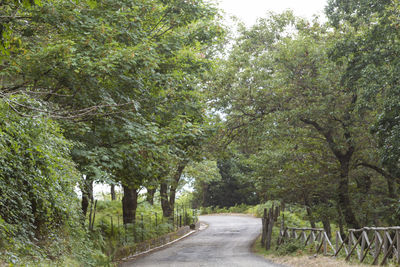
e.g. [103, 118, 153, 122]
[0, 97, 88, 264]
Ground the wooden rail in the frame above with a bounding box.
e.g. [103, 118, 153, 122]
[278, 226, 400, 265]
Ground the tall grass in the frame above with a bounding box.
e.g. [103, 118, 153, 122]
[86, 195, 197, 260]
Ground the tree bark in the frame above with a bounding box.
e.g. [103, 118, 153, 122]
[202, 182, 208, 207]
[111, 184, 116, 200]
[337, 205, 345, 238]
[160, 163, 187, 219]
[146, 187, 156, 205]
[160, 182, 173, 218]
[122, 185, 138, 225]
[81, 176, 93, 217]
[337, 158, 360, 229]
[322, 216, 331, 239]
[304, 197, 316, 228]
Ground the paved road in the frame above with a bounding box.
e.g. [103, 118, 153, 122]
[120, 215, 283, 267]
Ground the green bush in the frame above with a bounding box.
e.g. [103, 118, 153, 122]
[200, 206, 214, 215]
[0, 96, 108, 265]
[276, 238, 305, 255]
[229, 204, 250, 213]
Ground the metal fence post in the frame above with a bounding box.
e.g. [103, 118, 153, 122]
[141, 213, 144, 242]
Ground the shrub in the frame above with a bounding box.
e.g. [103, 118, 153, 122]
[276, 239, 305, 255]
[0, 97, 106, 265]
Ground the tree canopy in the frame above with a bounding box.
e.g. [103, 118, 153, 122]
[1, 0, 400, 264]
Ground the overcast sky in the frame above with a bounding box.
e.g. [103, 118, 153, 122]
[216, 0, 328, 26]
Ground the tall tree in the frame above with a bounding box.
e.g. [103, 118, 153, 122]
[211, 12, 391, 228]
[327, 0, 400, 180]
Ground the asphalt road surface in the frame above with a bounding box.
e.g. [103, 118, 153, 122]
[120, 215, 284, 267]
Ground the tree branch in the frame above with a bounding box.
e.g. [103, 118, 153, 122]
[356, 162, 399, 182]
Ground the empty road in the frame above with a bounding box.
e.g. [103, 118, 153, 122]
[120, 215, 283, 267]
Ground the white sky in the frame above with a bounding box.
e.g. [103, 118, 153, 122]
[216, 0, 328, 26]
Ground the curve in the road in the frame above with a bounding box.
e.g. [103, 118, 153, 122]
[120, 215, 285, 267]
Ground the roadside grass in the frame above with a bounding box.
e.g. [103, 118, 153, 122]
[252, 235, 397, 267]
[86, 194, 196, 261]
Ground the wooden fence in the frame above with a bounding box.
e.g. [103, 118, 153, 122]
[278, 226, 400, 265]
[260, 205, 281, 249]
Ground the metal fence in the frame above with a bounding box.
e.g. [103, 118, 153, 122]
[87, 200, 198, 246]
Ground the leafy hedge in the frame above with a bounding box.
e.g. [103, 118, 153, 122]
[0, 96, 105, 265]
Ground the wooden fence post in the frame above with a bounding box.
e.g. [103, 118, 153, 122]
[336, 232, 340, 254]
[397, 230, 400, 264]
[360, 231, 365, 261]
[383, 230, 388, 263]
[381, 231, 397, 265]
[348, 230, 353, 259]
[266, 207, 274, 250]
[261, 208, 267, 247]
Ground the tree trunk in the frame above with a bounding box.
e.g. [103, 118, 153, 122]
[202, 182, 208, 206]
[160, 182, 173, 218]
[300, 118, 360, 229]
[304, 197, 316, 228]
[111, 184, 116, 200]
[336, 205, 346, 238]
[122, 185, 138, 225]
[81, 176, 93, 217]
[322, 216, 331, 239]
[337, 159, 360, 229]
[146, 187, 156, 205]
[160, 163, 187, 219]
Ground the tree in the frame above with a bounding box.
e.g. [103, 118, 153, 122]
[205, 157, 258, 207]
[327, 0, 400, 179]
[158, 116, 211, 218]
[211, 12, 392, 229]
[185, 160, 221, 208]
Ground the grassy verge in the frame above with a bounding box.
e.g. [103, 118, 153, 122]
[86, 196, 197, 262]
[252, 235, 396, 267]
